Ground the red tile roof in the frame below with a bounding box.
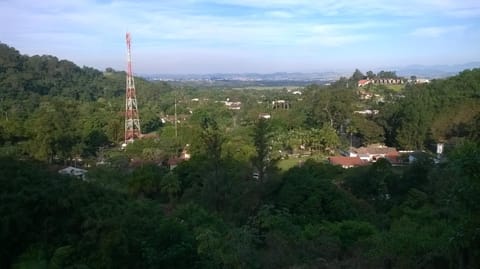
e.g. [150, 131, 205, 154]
[329, 156, 366, 167]
[352, 146, 399, 156]
[358, 79, 371, 86]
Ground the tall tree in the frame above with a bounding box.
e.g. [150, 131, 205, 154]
[351, 69, 365, 82]
[199, 117, 227, 211]
[251, 118, 272, 182]
[26, 100, 80, 162]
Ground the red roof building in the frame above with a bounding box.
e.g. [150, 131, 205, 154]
[348, 145, 399, 162]
[358, 79, 371, 87]
[328, 156, 367, 168]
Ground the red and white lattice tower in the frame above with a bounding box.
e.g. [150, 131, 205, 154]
[124, 32, 142, 144]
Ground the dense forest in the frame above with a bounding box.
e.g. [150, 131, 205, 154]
[1, 42, 479, 268]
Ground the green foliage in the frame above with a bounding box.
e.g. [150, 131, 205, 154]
[251, 118, 273, 181]
[2, 42, 480, 268]
[25, 100, 81, 162]
[343, 159, 398, 210]
[303, 85, 355, 130]
[377, 70, 398, 78]
[160, 172, 181, 202]
[127, 163, 169, 199]
[0, 157, 200, 269]
[370, 207, 454, 268]
[381, 68, 480, 148]
[324, 220, 377, 249]
[351, 69, 365, 82]
[350, 114, 385, 145]
[276, 160, 361, 223]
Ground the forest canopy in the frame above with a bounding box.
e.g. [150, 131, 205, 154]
[0, 42, 479, 268]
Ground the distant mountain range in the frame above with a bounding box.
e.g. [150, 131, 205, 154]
[141, 62, 480, 83]
[142, 71, 342, 82]
[385, 62, 480, 79]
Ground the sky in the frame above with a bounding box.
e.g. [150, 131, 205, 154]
[1, 0, 480, 74]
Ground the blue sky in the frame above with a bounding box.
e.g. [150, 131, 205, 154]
[1, 0, 479, 73]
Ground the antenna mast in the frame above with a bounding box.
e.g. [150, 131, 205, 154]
[124, 32, 141, 145]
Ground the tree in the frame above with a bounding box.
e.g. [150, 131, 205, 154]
[350, 115, 385, 145]
[445, 141, 480, 268]
[317, 124, 340, 153]
[366, 71, 376, 79]
[251, 118, 272, 182]
[26, 100, 80, 163]
[127, 164, 169, 199]
[303, 86, 354, 131]
[83, 129, 109, 156]
[160, 172, 181, 203]
[198, 117, 228, 211]
[343, 159, 396, 210]
[377, 70, 397, 78]
[351, 69, 365, 82]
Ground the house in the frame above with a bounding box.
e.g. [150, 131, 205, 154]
[259, 113, 271, 119]
[272, 100, 290, 109]
[354, 109, 379, 115]
[328, 156, 367, 168]
[161, 114, 190, 124]
[224, 101, 242, 110]
[372, 78, 403, 85]
[180, 148, 191, 160]
[58, 166, 88, 180]
[348, 144, 399, 162]
[415, 78, 430, 84]
[358, 79, 371, 87]
[358, 78, 404, 87]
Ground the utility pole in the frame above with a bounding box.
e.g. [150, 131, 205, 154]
[174, 96, 178, 138]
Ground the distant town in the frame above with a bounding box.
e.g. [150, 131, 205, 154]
[142, 61, 480, 85]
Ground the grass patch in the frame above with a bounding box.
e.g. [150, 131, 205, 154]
[382, 84, 404, 92]
[277, 158, 304, 171]
[277, 154, 327, 171]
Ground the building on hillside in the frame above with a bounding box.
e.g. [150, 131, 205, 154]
[259, 113, 271, 119]
[328, 156, 367, 168]
[357, 78, 404, 88]
[347, 144, 399, 162]
[415, 78, 430, 84]
[221, 100, 242, 110]
[58, 166, 88, 180]
[372, 78, 403, 85]
[161, 114, 190, 124]
[358, 79, 372, 87]
[354, 109, 379, 115]
[272, 100, 290, 109]
[181, 148, 191, 160]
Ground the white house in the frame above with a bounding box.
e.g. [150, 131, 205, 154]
[58, 166, 88, 180]
[348, 144, 399, 162]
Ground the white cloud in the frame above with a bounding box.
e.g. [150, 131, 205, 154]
[209, 0, 480, 17]
[265, 10, 294, 19]
[411, 26, 466, 38]
[1, 0, 479, 72]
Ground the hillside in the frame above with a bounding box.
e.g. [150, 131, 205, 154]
[0, 43, 479, 268]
